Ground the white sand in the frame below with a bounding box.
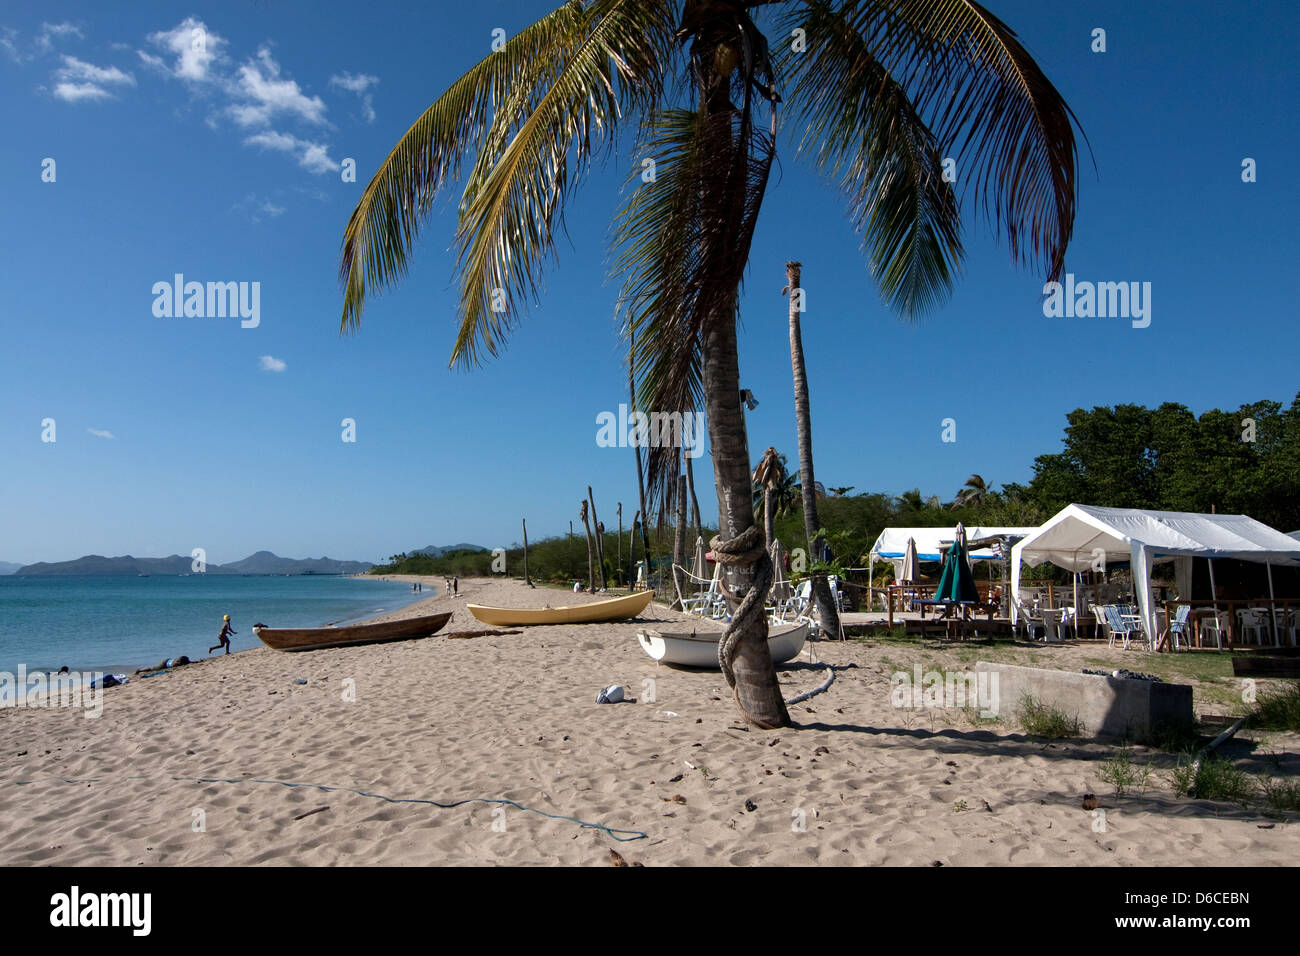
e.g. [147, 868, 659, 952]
[1, 576, 1295, 865]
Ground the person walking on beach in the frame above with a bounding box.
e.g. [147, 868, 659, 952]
[453, 576, 459, 596]
[209, 615, 236, 655]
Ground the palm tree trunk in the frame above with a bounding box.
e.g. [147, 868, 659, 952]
[702, 309, 789, 729]
[579, 500, 595, 592]
[787, 260, 840, 638]
[685, 453, 702, 543]
[522, 518, 533, 587]
[587, 487, 606, 591]
[630, 333, 651, 563]
[763, 485, 776, 549]
[672, 466, 687, 610]
[629, 509, 639, 589]
[616, 502, 623, 589]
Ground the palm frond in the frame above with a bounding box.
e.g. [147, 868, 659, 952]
[784, 0, 1083, 284]
[338, 0, 677, 365]
[781, 0, 963, 316]
[614, 104, 776, 514]
[450, 0, 676, 366]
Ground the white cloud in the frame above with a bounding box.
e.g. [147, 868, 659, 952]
[53, 81, 113, 102]
[259, 355, 287, 373]
[36, 22, 83, 53]
[1, 28, 24, 63]
[57, 55, 135, 86]
[50, 55, 135, 103]
[3, 22, 83, 63]
[329, 71, 378, 123]
[230, 47, 327, 127]
[87, 428, 115, 439]
[233, 193, 287, 223]
[244, 130, 338, 174]
[143, 17, 225, 82]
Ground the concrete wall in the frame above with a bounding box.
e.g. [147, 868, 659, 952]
[975, 661, 1193, 741]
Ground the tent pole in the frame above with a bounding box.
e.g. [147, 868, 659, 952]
[1268, 562, 1278, 645]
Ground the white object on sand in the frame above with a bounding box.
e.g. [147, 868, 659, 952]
[596, 684, 624, 704]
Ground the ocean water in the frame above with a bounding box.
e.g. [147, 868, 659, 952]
[0, 575, 426, 674]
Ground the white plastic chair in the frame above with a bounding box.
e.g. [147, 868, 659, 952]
[1237, 608, 1270, 646]
[1199, 610, 1229, 650]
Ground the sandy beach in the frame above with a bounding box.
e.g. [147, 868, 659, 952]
[1, 575, 1296, 866]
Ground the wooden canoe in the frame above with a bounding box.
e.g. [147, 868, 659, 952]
[636, 621, 809, 669]
[252, 611, 452, 652]
[467, 590, 655, 626]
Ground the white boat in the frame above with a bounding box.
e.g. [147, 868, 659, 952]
[636, 621, 809, 669]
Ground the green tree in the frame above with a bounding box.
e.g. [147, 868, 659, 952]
[337, 0, 1082, 727]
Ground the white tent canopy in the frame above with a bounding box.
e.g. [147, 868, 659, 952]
[869, 526, 1038, 568]
[1011, 504, 1300, 642]
[868, 526, 1037, 610]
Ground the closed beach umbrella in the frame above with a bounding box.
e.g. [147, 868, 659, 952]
[901, 536, 919, 583]
[936, 524, 978, 603]
[770, 538, 789, 603]
[691, 535, 707, 584]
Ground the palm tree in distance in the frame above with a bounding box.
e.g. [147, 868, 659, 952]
[338, 0, 1083, 728]
[752, 447, 786, 549]
[952, 474, 994, 509]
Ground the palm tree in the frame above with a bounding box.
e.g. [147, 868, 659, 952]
[752, 451, 798, 529]
[752, 446, 786, 548]
[952, 474, 993, 510]
[579, 499, 595, 592]
[785, 260, 838, 636]
[337, 0, 1082, 728]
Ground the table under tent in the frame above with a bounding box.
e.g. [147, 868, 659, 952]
[866, 526, 1037, 615]
[1010, 504, 1300, 650]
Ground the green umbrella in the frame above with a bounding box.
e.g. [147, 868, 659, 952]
[936, 524, 979, 603]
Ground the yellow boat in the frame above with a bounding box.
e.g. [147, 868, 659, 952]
[467, 590, 655, 626]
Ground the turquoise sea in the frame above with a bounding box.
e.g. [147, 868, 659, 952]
[0, 575, 426, 674]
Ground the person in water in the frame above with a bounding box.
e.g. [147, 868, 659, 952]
[209, 615, 236, 655]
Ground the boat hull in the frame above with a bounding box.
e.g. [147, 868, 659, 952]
[636, 622, 808, 669]
[467, 590, 655, 626]
[253, 611, 453, 652]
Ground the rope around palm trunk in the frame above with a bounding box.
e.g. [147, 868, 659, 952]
[710, 525, 785, 729]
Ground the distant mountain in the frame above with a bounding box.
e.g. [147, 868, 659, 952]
[15, 552, 375, 576]
[0, 561, 24, 575]
[17, 555, 196, 576]
[410, 543, 488, 557]
[218, 551, 374, 575]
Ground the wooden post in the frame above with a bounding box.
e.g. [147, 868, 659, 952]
[522, 519, 533, 588]
[629, 510, 639, 590]
[587, 487, 606, 591]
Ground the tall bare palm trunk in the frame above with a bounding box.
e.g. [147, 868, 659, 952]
[672, 465, 687, 609]
[685, 453, 702, 543]
[764, 486, 776, 549]
[587, 487, 606, 591]
[579, 500, 595, 592]
[630, 333, 651, 563]
[786, 261, 840, 638]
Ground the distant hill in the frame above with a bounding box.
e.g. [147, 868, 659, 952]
[0, 561, 24, 575]
[410, 543, 488, 557]
[218, 551, 374, 575]
[15, 552, 375, 576]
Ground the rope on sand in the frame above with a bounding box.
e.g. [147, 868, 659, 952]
[11, 774, 648, 842]
[784, 666, 836, 707]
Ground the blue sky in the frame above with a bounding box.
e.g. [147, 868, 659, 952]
[1, 0, 1297, 565]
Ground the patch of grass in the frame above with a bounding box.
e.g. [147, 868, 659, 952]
[1258, 777, 1300, 813]
[1172, 754, 1255, 807]
[1016, 695, 1081, 739]
[1097, 746, 1152, 797]
[961, 704, 1002, 726]
[1248, 681, 1300, 732]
